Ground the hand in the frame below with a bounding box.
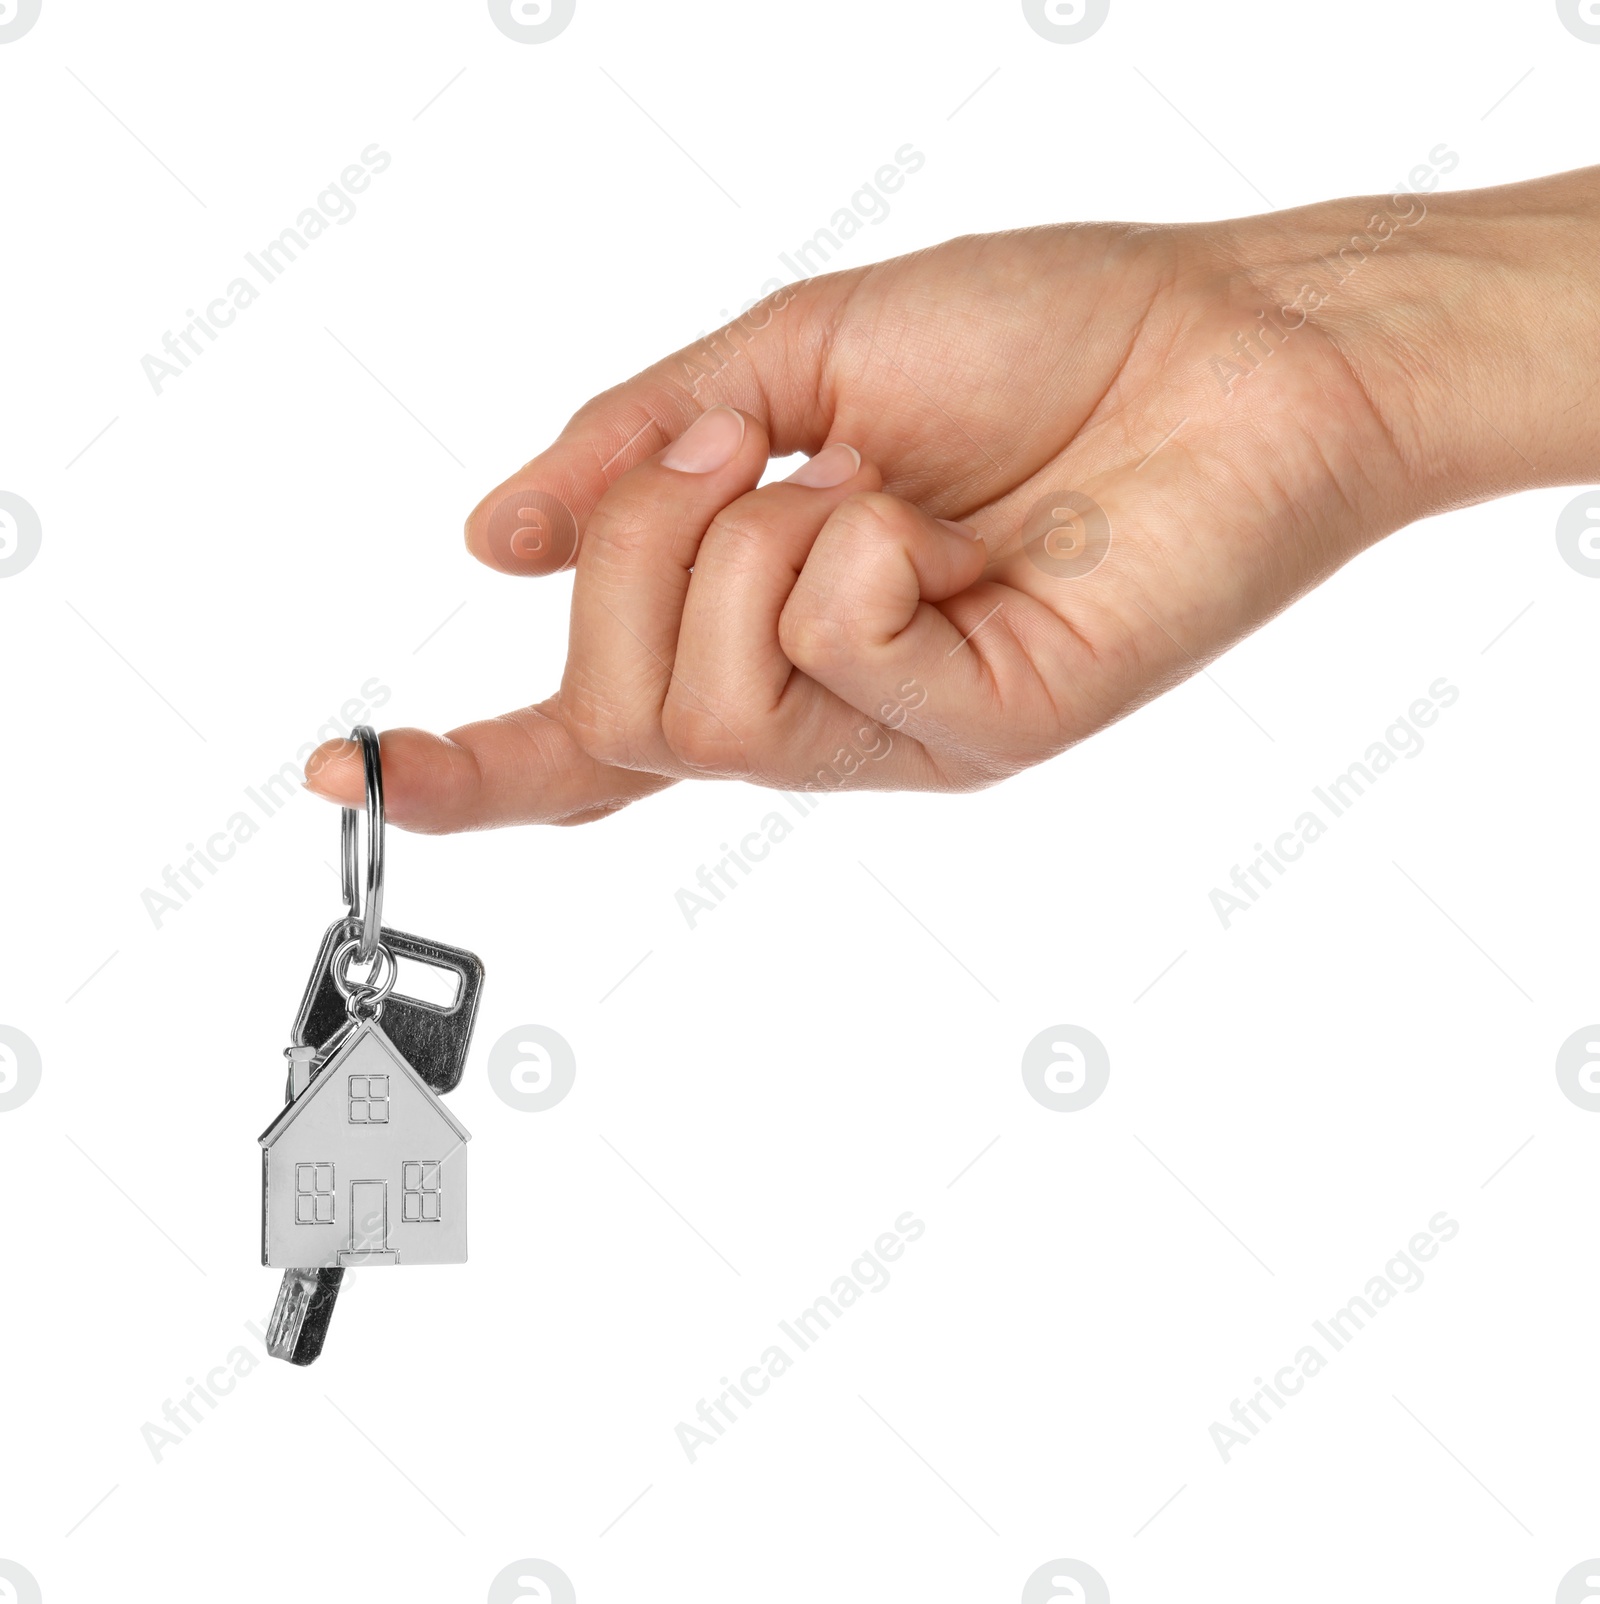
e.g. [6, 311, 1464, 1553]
[304, 167, 1600, 829]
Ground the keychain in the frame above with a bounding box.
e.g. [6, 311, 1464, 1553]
[259, 727, 485, 1364]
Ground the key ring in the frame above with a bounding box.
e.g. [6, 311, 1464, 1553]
[338, 725, 385, 964]
[329, 935, 398, 1019]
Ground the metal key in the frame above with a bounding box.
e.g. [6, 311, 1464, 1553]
[290, 917, 484, 1094]
[266, 1267, 345, 1365]
[263, 1037, 346, 1363]
[263, 728, 482, 1365]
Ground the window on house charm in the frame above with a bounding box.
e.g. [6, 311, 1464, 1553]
[348, 1074, 389, 1123]
[403, 1160, 442, 1222]
[295, 1162, 335, 1224]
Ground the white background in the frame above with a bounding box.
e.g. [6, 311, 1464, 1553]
[2, 2, 1598, 1600]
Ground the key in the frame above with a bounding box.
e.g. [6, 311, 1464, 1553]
[262, 954, 479, 1364]
[265, 1045, 345, 1363]
[266, 1267, 345, 1365]
[290, 918, 485, 1093]
[262, 726, 483, 1366]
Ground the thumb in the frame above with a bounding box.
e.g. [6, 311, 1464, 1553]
[465, 276, 844, 575]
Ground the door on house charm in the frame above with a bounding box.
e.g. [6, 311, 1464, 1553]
[350, 1180, 388, 1253]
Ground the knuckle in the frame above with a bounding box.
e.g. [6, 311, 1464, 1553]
[779, 591, 859, 675]
[782, 493, 922, 675]
[558, 689, 653, 770]
[584, 506, 654, 566]
[571, 388, 665, 454]
[660, 697, 747, 775]
[826, 490, 905, 546]
[701, 502, 775, 565]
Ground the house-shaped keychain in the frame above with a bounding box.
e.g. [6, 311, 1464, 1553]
[263, 726, 484, 1363]
[260, 1018, 470, 1268]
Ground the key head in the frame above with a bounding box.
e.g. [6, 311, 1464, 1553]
[292, 919, 485, 1093]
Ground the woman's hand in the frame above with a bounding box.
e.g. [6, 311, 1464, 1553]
[304, 167, 1600, 828]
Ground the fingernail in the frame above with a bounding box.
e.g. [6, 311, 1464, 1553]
[783, 442, 861, 489]
[937, 517, 982, 540]
[662, 406, 746, 473]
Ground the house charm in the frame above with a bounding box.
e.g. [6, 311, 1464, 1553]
[260, 1017, 470, 1269]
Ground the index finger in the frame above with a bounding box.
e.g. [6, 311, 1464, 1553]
[303, 709, 673, 833]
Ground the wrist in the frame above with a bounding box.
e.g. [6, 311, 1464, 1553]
[1222, 167, 1600, 516]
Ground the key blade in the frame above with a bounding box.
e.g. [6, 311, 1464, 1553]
[267, 1267, 344, 1365]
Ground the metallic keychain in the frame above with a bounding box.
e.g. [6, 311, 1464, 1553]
[260, 727, 485, 1364]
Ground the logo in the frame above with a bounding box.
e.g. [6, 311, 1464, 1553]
[1556, 1560, 1600, 1602]
[0, 0, 41, 43]
[486, 489, 578, 569]
[488, 0, 576, 43]
[488, 1559, 576, 1604]
[1557, 0, 1600, 43]
[1555, 1026, 1600, 1111]
[1022, 490, 1111, 579]
[0, 1028, 42, 1112]
[1021, 1025, 1109, 1112]
[1556, 490, 1600, 575]
[0, 1561, 42, 1604]
[489, 1025, 577, 1111]
[0, 493, 42, 577]
[1022, 1558, 1111, 1603]
[1021, 0, 1109, 44]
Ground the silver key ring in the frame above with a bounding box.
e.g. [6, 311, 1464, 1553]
[338, 725, 385, 963]
[329, 935, 398, 1018]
